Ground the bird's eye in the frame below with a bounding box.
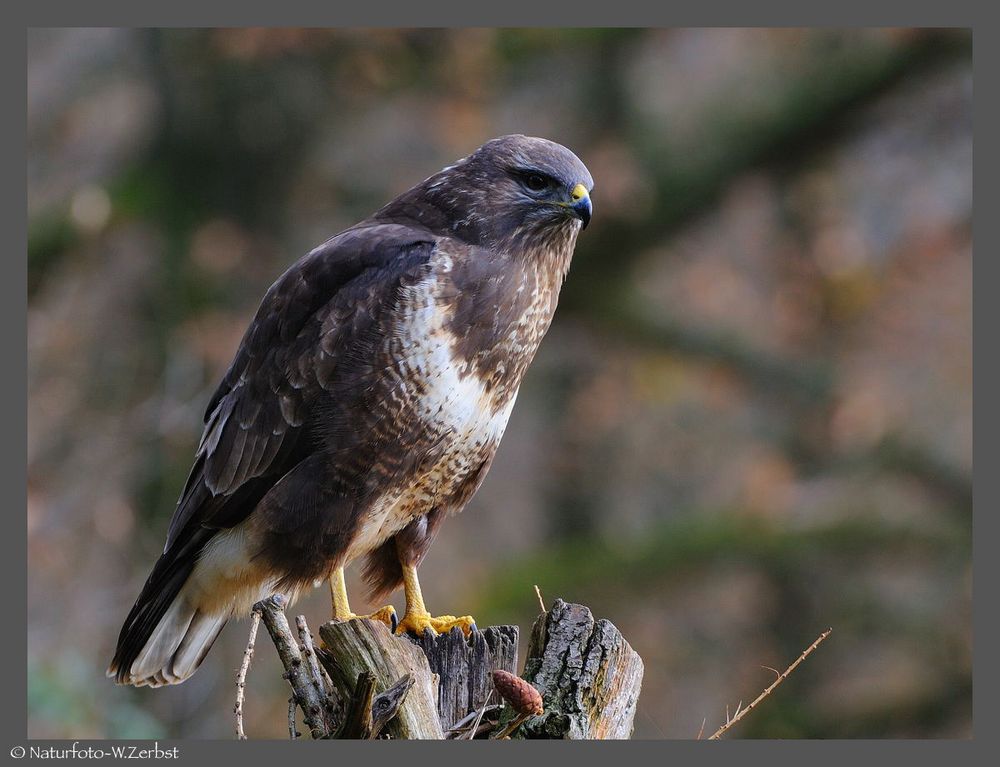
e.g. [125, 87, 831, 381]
[523, 173, 548, 192]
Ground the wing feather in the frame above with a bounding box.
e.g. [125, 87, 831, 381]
[162, 223, 438, 551]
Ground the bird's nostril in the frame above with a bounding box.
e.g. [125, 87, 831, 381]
[570, 183, 588, 202]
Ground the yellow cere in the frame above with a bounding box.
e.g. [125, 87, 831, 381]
[571, 183, 589, 202]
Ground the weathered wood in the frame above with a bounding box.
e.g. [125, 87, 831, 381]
[318, 618, 445, 739]
[517, 599, 644, 739]
[411, 625, 519, 729]
[329, 669, 414, 739]
[258, 598, 643, 740]
[368, 673, 416, 738]
[336, 671, 378, 739]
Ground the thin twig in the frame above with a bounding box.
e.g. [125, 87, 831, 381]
[448, 708, 486, 735]
[234, 608, 261, 740]
[288, 697, 299, 740]
[466, 690, 494, 740]
[445, 704, 503, 739]
[696, 717, 706, 740]
[761, 665, 782, 679]
[492, 711, 531, 740]
[708, 627, 832, 740]
[295, 615, 331, 694]
[534, 585, 546, 614]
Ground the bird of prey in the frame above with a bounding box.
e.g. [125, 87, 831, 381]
[108, 134, 593, 687]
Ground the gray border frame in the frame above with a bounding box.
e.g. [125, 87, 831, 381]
[10, 2, 986, 764]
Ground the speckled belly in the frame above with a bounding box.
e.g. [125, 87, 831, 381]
[344, 404, 514, 564]
[341, 265, 535, 564]
[343, 353, 519, 564]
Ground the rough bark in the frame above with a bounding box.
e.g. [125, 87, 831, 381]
[516, 599, 644, 739]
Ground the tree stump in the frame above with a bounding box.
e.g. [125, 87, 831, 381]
[411, 624, 518, 730]
[518, 599, 644, 739]
[255, 597, 643, 739]
[317, 618, 444, 739]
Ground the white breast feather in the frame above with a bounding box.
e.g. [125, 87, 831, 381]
[345, 272, 517, 563]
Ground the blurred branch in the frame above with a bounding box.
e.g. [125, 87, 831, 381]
[564, 30, 971, 310]
[550, 34, 973, 519]
[590, 302, 835, 406]
[863, 436, 973, 515]
[476, 512, 968, 617]
[583, 303, 972, 513]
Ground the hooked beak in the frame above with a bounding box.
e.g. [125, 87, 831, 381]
[569, 182, 592, 229]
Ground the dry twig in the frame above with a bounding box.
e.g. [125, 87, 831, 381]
[255, 595, 336, 739]
[288, 697, 299, 739]
[445, 702, 502, 739]
[534, 584, 546, 614]
[492, 712, 532, 740]
[234, 608, 261, 740]
[466, 690, 494, 740]
[296, 615, 333, 697]
[707, 627, 832, 740]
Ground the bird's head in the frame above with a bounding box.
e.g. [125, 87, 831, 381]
[466, 134, 594, 230]
[411, 135, 594, 250]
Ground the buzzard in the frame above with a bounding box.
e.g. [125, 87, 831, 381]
[109, 135, 594, 687]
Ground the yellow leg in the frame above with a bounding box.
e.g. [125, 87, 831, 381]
[394, 564, 476, 637]
[329, 567, 397, 629]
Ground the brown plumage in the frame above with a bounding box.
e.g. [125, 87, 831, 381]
[108, 135, 593, 687]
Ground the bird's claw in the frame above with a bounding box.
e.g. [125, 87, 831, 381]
[395, 612, 477, 638]
[333, 604, 397, 631]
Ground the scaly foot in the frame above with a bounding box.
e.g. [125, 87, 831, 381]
[395, 611, 477, 638]
[333, 605, 398, 632]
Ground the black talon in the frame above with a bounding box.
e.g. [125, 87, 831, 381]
[389, 610, 398, 633]
[469, 621, 478, 634]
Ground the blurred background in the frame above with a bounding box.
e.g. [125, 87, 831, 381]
[27, 28, 972, 739]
